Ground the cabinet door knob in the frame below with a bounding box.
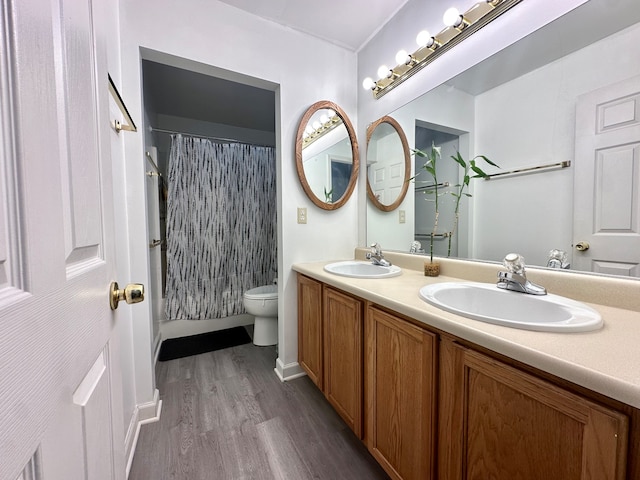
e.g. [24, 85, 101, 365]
[575, 241, 590, 252]
[109, 282, 145, 310]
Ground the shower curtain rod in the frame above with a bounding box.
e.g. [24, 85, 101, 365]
[150, 127, 274, 148]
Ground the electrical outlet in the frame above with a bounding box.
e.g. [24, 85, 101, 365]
[297, 207, 307, 224]
[399, 210, 406, 224]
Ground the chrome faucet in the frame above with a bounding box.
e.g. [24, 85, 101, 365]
[497, 253, 546, 295]
[547, 249, 570, 269]
[366, 243, 391, 267]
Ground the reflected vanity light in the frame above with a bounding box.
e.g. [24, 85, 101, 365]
[363, 0, 522, 99]
[302, 114, 343, 148]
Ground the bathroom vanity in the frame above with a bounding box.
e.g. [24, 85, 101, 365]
[294, 250, 640, 480]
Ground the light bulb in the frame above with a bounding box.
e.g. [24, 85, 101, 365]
[416, 30, 434, 48]
[305, 125, 314, 135]
[362, 77, 375, 90]
[319, 114, 329, 124]
[443, 7, 462, 27]
[312, 121, 322, 131]
[377, 65, 391, 79]
[395, 50, 411, 65]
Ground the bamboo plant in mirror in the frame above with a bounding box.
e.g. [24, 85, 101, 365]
[413, 145, 496, 276]
[412, 143, 443, 276]
[295, 100, 359, 210]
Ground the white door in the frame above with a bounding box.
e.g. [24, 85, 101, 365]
[573, 75, 640, 276]
[369, 133, 404, 205]
[1, 1, 128, 479]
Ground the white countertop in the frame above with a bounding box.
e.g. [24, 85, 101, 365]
[293, 254, 640, 409]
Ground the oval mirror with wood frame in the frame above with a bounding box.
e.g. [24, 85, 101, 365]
[366, 116, 410, 212]
[295, 100, 359, 210]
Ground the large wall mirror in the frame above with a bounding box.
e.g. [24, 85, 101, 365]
[366, 0, 640, 278]
[295, 100, 359, 210]
[366, 116, 411, 212]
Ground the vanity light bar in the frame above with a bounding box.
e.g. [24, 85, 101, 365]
[365, 0, 523, 99]
[302, 115, 343, 149]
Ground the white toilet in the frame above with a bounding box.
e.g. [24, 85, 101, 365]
[243, 284, 278, 346]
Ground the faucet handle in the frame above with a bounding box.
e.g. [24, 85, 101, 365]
[503, 253, 525, 275]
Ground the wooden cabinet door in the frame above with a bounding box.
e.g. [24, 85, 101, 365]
[298, 275, 323, 388]
[439, 339, 629, 480]
[366, 306, 437, 480]
[324, 287, 363, 437]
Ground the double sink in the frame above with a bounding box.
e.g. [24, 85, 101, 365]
[323, 260, 603, 333]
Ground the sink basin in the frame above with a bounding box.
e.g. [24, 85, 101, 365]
[419, 282, 602, 332]
[324, 261, 402, 279]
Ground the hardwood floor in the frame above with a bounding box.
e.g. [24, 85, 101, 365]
[129, 339, 389, 479]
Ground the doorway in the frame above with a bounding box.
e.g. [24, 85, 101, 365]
[140, 53, 278, 347]
[414, 124, 462, 258]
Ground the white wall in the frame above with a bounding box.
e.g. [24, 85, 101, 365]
[119, 0, 358, 382]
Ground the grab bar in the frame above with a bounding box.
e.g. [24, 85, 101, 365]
[145, 151, 162, 177]
[415, 232, 450, 240]
[415, 181, 450, 192]
[485, 160, 570, 180]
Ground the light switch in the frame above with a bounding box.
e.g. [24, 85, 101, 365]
[399, 210, 406, 224]
[297, 207, 307, 224]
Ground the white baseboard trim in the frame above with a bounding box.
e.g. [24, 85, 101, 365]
[160, 314, 254, 340]
[125, 389, 162, 478]
[274, 357, 306, 382]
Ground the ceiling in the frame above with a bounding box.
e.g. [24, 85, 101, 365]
[215, 0, 410, 51]
[143, 1, 408, 139]
[143, 60, 276, 132]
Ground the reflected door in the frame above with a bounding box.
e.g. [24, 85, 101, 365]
[573, 75, 640, 276]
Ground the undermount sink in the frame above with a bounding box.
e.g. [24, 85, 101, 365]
[324, 261, 402, 279]
[419, 282, 602, 332]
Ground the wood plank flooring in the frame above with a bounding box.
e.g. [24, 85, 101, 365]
[129, 339, 390, 479]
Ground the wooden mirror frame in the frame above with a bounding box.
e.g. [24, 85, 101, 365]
[366, 115, 411, 212]
[295, 100, 359, 210]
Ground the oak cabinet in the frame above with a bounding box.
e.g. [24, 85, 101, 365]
[323, 287, 363, 437]
[297, 276, 634, 480]
[438, 338, 629, 480]
[365, 306, 437, 480]
[297, 275, 323, 388]
[297, 275, 364, 437]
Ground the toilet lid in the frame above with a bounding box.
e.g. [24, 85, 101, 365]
[245, 284, 278, 300]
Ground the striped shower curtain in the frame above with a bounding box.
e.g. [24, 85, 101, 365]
[165, 135, 276, 320]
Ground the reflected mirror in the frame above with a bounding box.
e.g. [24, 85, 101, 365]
[295, 100, 359, 210]
[366, 0, 640, 277]
[366, 116, 411, 212]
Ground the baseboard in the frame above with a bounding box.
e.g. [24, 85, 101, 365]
[274, 357, 306, 382]
[160, 314, 254, 340]
[125, 389, 162, 478]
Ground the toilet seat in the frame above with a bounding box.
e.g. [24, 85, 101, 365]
[244, 285, 278, 300]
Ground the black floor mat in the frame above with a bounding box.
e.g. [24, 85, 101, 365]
[158, 326, 251, 361]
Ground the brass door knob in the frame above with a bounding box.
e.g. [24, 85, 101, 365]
[110, 282, 145, 310]
[575, 241, 590, 252]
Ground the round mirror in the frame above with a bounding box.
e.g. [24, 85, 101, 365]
[366, 116, 410, 212]
[295, 100, 359, 210]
